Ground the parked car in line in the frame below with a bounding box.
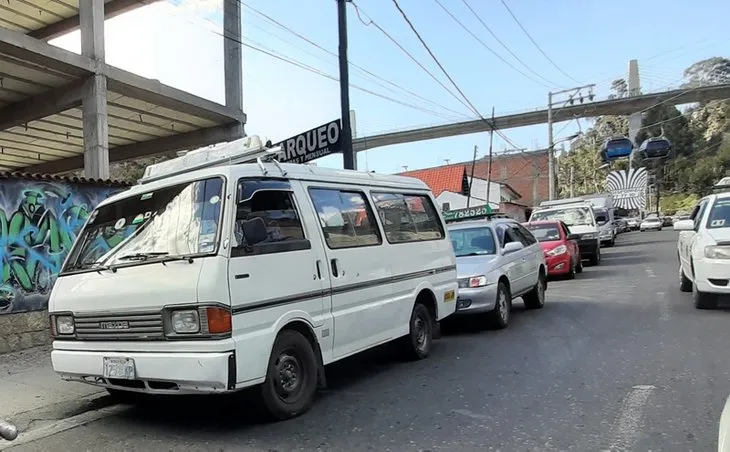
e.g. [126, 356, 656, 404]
[447, 216, 547, 329]
[661, 216, 674, 227]
[675, 190, 730, 309]
[640, 216, 663, 231]
[523, 220, 582, 279]
[627, 217, 640, 231]
[615, 218, 629, 233]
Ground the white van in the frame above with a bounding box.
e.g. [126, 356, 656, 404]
[49, 137, 457, 419]
[529, 198, 601, 265]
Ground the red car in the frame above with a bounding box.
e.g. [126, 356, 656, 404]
[522, 220, 582, 279]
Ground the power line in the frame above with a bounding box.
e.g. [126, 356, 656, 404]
[389, 0, 526, 153]
[498, 0, 582, 85]
[349, 2, 474, 115]
[455, 0, 563, 89]
[236, 0, 470, 119]
[162, 1, 467, 121]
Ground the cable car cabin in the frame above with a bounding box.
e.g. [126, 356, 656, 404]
[600, 137, 633, 162]
[639, 137, 673, 160]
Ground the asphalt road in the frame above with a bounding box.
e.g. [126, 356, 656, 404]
[9, 230, 730, 451]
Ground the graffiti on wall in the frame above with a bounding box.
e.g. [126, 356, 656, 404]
[0, 180, 124, 314]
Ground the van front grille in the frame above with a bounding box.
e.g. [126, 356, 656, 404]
[74, 312, 165, 341]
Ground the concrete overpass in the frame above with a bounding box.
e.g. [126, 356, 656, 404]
[1, 0, 245, 179]
[353, 83, 730, 152]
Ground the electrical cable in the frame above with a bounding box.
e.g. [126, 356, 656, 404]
[498, 0, 582, 85]
[162, 0, 471, 121]
[432, 0, 559, 90]
[236, 0, 472, 119]
[456, 0, 563, 89]
[389, 0, 527, 154]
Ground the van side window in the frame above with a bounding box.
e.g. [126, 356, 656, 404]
[371, 192, 445, 243]
[308, 188, 382, 249]
[232, 189, 310, 257]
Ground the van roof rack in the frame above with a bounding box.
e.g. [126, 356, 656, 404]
[138, 135, 285, 185]
[443, 205, 508, 223]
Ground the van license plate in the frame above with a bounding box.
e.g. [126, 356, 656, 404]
[103, 357, 136, 379]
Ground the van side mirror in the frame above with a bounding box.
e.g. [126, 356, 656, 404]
[502, 241, 523, 255]
[241, 217, 268, 245]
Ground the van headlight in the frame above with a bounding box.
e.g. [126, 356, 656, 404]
[171, 310, 200, 334]
[165, 305, 232, 337]
[582, 233, 597, 240]
[705, 246, 730, 259]
[55, 315, 75, 335]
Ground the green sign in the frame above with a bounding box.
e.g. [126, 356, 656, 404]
[443, 205, 493, 222]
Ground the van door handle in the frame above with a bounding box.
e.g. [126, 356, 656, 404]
[315, 260, 322, 280]
[331, 258, 339, 277]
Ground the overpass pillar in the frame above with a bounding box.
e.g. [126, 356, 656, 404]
[224, 0, 245, 138]
[628, 59, 642, 167]
[79, 0, 110, 180]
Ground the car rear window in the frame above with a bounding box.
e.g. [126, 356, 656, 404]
[525, 224, 561, 242]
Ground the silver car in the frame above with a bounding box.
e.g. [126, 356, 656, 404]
[448, 218, 548, 329]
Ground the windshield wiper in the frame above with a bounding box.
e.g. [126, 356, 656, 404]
[63, 262, 116, 274]
[457, 252, 493, 257]
[117, 252, 169, 261]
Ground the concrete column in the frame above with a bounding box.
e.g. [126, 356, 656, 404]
[82, 75, 110, 180]
[79, 0, 109, 179]
[224, 0, 244, 136]
[627, 59, 642, 146]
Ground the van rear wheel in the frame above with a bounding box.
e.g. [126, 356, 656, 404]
[260, 330, 318, 421]
[400, 303, 433, 361]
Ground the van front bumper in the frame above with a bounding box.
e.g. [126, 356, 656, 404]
[51, 348, 236, 394]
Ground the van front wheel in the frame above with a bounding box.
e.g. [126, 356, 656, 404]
[400, 303, 433, 361]
[260, 330, 318, 421]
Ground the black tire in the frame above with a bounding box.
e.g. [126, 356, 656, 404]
[575, 258, 584, 274]
[589, 248, 601, 266]
[487, 281, 511, 329]
[400, 303, 434, 361]
[523, 272, 546, 309]
[693, 282, 718, 310]
[260, 330, 318, 420]
[679, 265, 692, 293]
[566, 260, 576, 280]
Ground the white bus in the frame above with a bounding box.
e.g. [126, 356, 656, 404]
[49, 137, 457, 420]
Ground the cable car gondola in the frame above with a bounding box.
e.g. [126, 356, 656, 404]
[639, 137, 672, 160]
[600, 137, 634, 162]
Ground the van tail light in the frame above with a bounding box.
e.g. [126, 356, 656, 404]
[206, 306, 232, 334]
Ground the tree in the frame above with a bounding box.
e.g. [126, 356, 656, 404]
[682, 57, 730, 88]
[607, 79, 628, 99]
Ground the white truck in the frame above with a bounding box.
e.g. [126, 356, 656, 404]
[582, 193, 616, 247]
[528, 197, 601, 266]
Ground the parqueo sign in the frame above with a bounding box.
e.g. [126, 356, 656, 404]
[274, 119, 342, 164]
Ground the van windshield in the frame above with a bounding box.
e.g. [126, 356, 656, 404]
[62, 177, 224, 272]
[531, 207, 594, 226]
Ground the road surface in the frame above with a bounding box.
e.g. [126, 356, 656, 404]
[7, 230, 729, 451]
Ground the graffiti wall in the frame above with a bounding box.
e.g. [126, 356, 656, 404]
[0, 178, 126, 314]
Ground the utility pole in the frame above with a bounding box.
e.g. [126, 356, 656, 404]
[466, 145, 478, 208]
[337, 0, 355, 170]
[569, 165, 574, 198]
[486, 107, 495, 210]
[547, 84, 596, 200]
